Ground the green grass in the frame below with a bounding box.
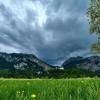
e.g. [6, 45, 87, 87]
[0, 78, 100, 100]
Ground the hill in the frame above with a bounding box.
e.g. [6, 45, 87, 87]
[0, 52, 100, 78]
[0, 52, 54, 78]
[62, 56, 100, 72]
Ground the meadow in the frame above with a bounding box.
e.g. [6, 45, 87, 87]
[0, 78, 100, 100]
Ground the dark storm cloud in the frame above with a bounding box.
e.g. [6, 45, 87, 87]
[37, 0, 96, 65]
[0, 0, 44, 54]
[0, 0, 97, 65]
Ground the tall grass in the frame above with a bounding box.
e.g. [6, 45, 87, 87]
[0, 78, 100, 100]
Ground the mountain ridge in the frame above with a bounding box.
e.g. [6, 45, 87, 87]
[62, 56, 100, 72]
[0, 52, 100, 78]
[0, 52, 54, 71]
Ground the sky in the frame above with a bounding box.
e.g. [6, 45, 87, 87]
[0, 0, 97, 65]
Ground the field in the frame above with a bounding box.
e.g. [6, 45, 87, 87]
[0, 78, 100, 100]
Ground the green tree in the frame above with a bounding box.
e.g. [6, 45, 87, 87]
[88, 0, 100, 52]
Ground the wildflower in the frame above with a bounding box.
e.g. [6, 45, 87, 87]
[31, 94, 36, 98]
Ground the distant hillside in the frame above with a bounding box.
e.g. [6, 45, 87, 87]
[0, 52, 55, 78]
[62, 56, 100, 72]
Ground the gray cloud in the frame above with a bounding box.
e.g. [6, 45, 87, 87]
[0, 0, 97, 65]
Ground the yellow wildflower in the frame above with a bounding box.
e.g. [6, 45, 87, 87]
[31, 94, 36, 98]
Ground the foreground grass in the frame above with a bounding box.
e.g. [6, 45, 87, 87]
[0, 78, 100, 100]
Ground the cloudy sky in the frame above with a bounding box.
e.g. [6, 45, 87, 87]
[0, 0, 97, 65]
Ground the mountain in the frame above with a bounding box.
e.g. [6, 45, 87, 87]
[1, 52, 100, 78]
[62, 56, 100, 72]
[0, 52, 54, 76]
